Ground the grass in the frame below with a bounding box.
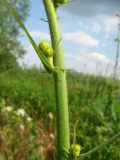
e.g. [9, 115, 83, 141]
[0, 67, 120, 159]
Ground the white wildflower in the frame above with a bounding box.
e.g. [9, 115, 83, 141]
[48, 112, 54, 120]
[16, 108, 26, 117]
[49, 133, 54, 140]
[19, 124, 25, 131]
[27, 117, 32, 122]
[2, 106, 13, 112]
[1, 99, 5, 105]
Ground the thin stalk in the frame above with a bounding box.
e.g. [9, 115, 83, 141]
[43, 0, 70, 160]
[114, 40, 120, 78]
[113, 23, 120, 79]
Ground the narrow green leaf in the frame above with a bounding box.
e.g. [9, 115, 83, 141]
[2, 0, 54, 72]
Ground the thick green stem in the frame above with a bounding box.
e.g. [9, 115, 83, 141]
[43, 0, 70, 159]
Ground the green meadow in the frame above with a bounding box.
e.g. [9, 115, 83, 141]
[0, 68, 120, 159]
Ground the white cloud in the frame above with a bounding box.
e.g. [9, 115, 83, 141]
[101, 16, 117, 32]
[92, 15, 118, 39]
[65, 51, 114, 75]
[77, 15, 118, 42]
[100, 16, 117, 40]
[91, 23, 101, 33]
[63, 31, 99, 47]
[29, 31, 50, 40]
[88, 52, 112, 63]
[28, 30, 100, 47]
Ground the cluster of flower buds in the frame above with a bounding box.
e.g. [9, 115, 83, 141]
[69, 144, 81, 159]
[53, 0, 68, 8]
[38, 40, 54, 69]
[38, 40, 53, 57]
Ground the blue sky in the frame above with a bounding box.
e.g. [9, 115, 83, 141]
[19, 0, 120, 76]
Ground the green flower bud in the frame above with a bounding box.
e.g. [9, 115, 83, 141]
[70, 144, 81, 158]
[38, 40, 53, 57]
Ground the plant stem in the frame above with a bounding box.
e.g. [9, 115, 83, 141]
[43, 0, 70, 159]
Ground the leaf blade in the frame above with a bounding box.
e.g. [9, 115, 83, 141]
[2, 0, 54, 72]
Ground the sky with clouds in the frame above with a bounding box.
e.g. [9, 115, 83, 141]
[18, 0, 120, 76]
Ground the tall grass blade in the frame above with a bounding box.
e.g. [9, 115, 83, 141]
[2, 0, 53, 72]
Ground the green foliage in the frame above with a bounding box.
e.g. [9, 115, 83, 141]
[68, 73, 120, 160]
[0, 0, 30, 72]
[0, 68, 120, 159]
[0, 99, 40, 160]
[0, 68, 56, 117]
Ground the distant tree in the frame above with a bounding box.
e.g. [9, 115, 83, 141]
[0, 0, 30, 72]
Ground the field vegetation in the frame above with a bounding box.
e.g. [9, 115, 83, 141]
[0, 67, 120, 159]
[1, 0, 120, 159]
